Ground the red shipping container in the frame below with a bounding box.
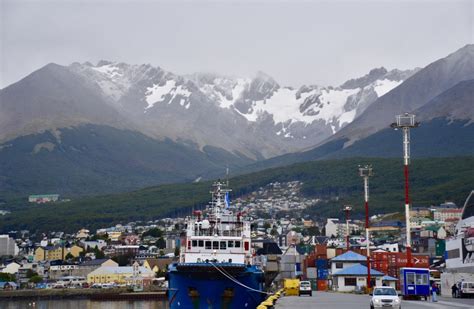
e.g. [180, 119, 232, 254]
[317, 279, 328, 291]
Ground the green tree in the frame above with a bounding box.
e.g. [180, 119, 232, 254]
[93, 246, 105, 259]
[26, 269, 38, 278]
[0, 272, 16, 282]
[112, 253, 134, 266]
[307, 226, 320, 236]
[143, 228, 163, 238]
[155, 237, 166, 249]
[29, 275, 43, 284]
[65, 252, 74, 260]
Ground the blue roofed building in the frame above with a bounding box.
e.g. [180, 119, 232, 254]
[332, 263, 384, 292]
[330, 250, 367, 275]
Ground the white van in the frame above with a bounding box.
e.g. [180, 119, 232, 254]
[459, 282, 474, 298]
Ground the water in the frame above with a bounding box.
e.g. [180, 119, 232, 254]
[0, 299, 169, 309]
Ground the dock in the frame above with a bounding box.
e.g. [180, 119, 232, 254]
[273, 291, 473, 309]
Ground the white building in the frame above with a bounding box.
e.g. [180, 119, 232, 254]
[332, 263, 384, 292]
[434, 209, 463, 222]
[325, 218, 359, 238]
[0, 235, 19, 256]
[1, 262, 21, 274]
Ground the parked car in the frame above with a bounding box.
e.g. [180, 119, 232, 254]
[458, 281, 474, 298]
[299, 280, 312, 296]
[370, 287, 401, 309]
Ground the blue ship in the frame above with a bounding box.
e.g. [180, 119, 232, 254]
[167, 181, 266, 309]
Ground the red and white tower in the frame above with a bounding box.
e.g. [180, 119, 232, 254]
[391, 113, 419, 267]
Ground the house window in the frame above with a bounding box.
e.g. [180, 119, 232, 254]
[407, 273, 415, 285]
[344, 278, 357, 286]
[335, 262, 343, 269]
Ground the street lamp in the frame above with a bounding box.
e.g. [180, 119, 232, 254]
[359, 165, 373, 290]
[343, 205, 353, 251]
[391, 113, 419, 267]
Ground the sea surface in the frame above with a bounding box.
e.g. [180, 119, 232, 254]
[0, 299, 169, 309]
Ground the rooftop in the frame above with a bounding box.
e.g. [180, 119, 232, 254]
[332, 263, 384, 277]
[331, 251, 367, 262]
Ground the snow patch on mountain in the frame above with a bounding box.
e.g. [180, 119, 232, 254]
[373, 79, 403, 97]
[145, 80, 192, 110]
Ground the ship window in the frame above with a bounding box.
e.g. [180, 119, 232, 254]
[235, 241, 241, 248]
[220, 241, 227, 250]
[192, 240, 197, 247]
[228, 241, 234, 248]
[213, 241, 219, 249]
[198, 240, 204, 247]
[205, 241, 212, 249]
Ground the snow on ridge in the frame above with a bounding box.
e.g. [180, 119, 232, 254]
[373, 79, 403, 97]
[91, 63, 123, 79]
[238, 86, 360, 127]
[145, 80, 192, 110]
[197, 77, 250, 109]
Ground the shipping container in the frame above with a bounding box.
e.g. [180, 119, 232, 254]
[317, 279, 328, 291]
[317, 268, 329, 279]
[316, 259, 328, 269]
[306, 267, 317, 279]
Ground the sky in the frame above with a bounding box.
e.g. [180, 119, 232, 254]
[0, 0, 472, 89]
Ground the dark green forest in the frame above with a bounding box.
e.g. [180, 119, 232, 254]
[1, 157, 472, 233]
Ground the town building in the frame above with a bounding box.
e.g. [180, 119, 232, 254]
[49, 259, 118, 279]
[332, 263, 384, 292]
[28, 194, 59, 203]
[87, 263, 155, 285]
[0, 235, 19, 256]
[34, 245, 83, 261]
[433, 208, 463, 222]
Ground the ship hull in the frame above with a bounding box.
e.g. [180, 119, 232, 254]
[168, 263, 265, 309]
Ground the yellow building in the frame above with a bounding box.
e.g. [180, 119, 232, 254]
[34, 245, 84, 261]
[87, 264, 155, 285]
[143, 258, 173, 274]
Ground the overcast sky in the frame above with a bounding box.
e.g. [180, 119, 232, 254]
[0, 0, 472, 88]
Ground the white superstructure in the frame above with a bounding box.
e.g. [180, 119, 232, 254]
[181, 181, 252, 265]
[441, 190, 474, 296]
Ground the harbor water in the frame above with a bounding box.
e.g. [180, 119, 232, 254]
[0, 300, 169, 309]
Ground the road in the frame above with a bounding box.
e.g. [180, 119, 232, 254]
[274, 291, 474, 309]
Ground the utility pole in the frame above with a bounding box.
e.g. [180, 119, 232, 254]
[391, 113, 419, 267]
[343, 205, 353, 251]
[359, 165, 373, 290]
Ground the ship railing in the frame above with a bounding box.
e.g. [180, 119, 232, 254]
[191, 230, 243, 237]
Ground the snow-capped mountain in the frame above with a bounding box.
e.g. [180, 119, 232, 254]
[1, 60, 417, 159]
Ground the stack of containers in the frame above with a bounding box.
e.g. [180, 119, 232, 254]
[316, 258, 328, 291]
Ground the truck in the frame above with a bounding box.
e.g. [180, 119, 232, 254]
[284, 278, 300, 296]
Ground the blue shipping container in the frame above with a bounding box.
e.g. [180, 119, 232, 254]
[317, 269, 328, 279]
[316, 259, 328, 269]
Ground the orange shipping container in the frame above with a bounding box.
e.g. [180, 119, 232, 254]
[317, 279, 328, 291]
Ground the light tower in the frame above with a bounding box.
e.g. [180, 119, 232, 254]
[343, 205, 353, 251]
[391, 113, 419, 267]
[359, 165, 373, 290]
